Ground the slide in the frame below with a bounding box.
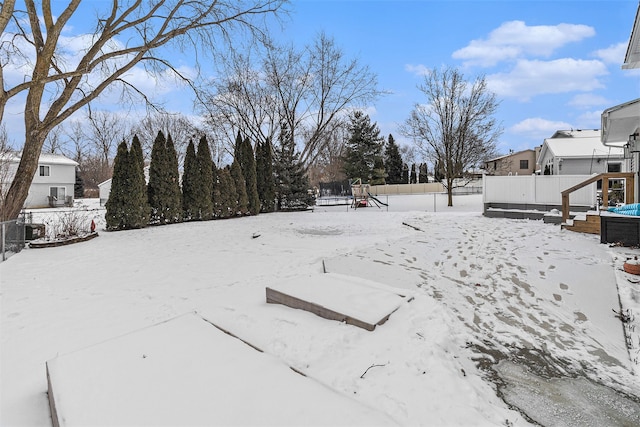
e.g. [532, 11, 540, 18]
[367, 192, 389, 207]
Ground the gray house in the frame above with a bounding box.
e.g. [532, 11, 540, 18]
[1, 153, 78, 209]
[537, 129, 626, 175]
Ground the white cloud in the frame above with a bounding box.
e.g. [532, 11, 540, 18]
[487, 58, 608, 100]
[453, 21, 595, 67]
[567, 93, 612, 108]
[592, 42, 627, 64]
[575, 110, 603, 129]
[510, 118, 573, 139]
[405, 64, 430, 76]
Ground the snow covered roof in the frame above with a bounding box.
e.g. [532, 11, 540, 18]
[541, 129, 624, 159]
[2, 152, 78, 166]
[624, 2, 640, 69]
[37, 153, 79, 166]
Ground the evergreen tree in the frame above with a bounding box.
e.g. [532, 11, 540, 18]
[342, 111, 384, 183]
[129, 135, 149, 227]
[434, 160, 445, 181]
[419, 163, 428, 183]
[410, 163, 417, 184]
[401, 163, 409, 184]
[181, 140, 198, 221]
[256, 137, 276, 212]
[218, 166, 236, 218]
[230, 159, 249, 215]
[274, 123, 315, 211]
[74, 168, 84, 198]
[148, 131, 182, 225]
[196, 135, 215, 220]
[212, 162, 221, 218]
[105, 141, 131, 230]
[239, 137, 260, 215]
[384, 134, 404, 184]
[370, 156, 386, 185]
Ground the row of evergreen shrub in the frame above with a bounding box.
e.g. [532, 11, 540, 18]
[105, 130, 314, 231]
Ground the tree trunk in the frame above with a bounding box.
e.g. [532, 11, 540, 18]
[1, 130, 46, 221]
[447, 178, 454, 207]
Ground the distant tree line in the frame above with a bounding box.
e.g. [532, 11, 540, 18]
[106, 130, 314, 231]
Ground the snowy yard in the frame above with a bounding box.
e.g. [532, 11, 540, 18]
[1, 194, 640, 426]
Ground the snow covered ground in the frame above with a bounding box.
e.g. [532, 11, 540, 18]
[2, 194, 640, 426]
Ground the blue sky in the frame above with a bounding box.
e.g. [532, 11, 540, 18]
[2, 0, 639, 159]
[277, 0, 639, 155]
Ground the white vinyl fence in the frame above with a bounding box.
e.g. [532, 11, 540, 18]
[483, 175, 597, 206]
[369, 183, 445, 196]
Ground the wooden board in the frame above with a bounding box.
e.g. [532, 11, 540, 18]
[266, 273, 408, 331]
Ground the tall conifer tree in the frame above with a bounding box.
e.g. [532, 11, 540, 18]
[218, 166, 236, 218]
[240, 137, 260, 215]
[370, 156, 387, 185]
[274, 123, 315, 211]
[384, 134, 404, 184]
[148, 131, 182, 224]
[212, 162, 222, 218]
[181, 140, 198, 221]
[105, 141, 131, 230]
[256, 138, 276, 212]
[197, 135, 215, 220]
[342, 111, 384, 183]
[402, 163, 409, 184]
[231, 159, 249, 215]
[130, 135, 149, 227]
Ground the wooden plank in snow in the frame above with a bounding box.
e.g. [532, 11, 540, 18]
[266, 273, 408, 331]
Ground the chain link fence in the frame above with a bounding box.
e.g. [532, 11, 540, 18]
[1, 218, 25, 262]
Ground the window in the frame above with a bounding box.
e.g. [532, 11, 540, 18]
[50, 187, 66, 200]
[39, 165, 50, 176]
[519, 160, 529, 170]
[608, 163, 622, 173]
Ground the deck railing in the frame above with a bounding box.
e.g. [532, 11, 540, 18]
[560, 172, 635, 223]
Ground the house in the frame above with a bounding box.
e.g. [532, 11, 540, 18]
[537, 129, 627, 176]
[98, 165, 149, 206]
[484, 149, 537, 176]
[1, 152, 79, 209]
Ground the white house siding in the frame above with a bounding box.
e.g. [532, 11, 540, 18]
[483, 175, 597, 206]
[98, 179, 112, 206]
[1, 153, 79, 209]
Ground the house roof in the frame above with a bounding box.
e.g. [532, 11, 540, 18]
[601, 98, 640, 145]
[38, 153, 79, 166]
[485, 149, 535, 163]
[540, 129, 624, 159]
[2, 152, 79, 166]
[624, 2, 640, 69]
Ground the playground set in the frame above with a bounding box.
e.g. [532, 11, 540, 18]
[350, 178, 388, 209]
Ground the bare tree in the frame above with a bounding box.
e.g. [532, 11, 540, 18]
[0, 124, 16, 206]
[133, 112, 206, 167]
[0, 0, 286, 220]
[62, 120, 89, 163]
[201, 32, 381, 168]
[42, 125, 65, 154]
[402, 66, 502, 206]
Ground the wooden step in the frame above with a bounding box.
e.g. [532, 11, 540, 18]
[563, 213, 600, 234]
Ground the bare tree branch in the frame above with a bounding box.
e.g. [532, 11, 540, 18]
[0, 0, 287, 220]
